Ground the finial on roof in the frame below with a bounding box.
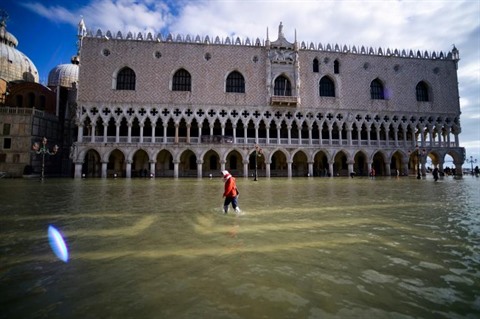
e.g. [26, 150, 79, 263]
[278, 22, 284, 38]
[78, 17, 86, 37]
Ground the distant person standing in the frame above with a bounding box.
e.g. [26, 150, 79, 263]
[370, 167, 376, 179]
[222, 170, 240, 214]
[432, 167, 439, 181]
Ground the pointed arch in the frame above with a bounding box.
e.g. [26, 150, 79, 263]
[226, 71, 245, 93]
[319, 76, 335, 97]
[172, 68, 191, 91]
[313, 58, 319, 72]
[370, 78, 384, 100]
[274, 75, 292, 96]
[416, 81, 430, 102]
[116, 67, 136, 90]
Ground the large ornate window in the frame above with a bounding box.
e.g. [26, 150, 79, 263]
[226, 71, 245, 93]
[370, 78, 384, 100]
[274, 75, 291, 96]
[172, 68, 191, 91]
[116, 67, 136, 90]
[416, 81, 429, 102]
[319, 76, 335, 97]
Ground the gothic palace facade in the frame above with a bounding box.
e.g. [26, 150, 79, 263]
[71, 21, 465, 178]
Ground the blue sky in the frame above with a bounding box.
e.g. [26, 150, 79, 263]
[2, 0, 479, 165]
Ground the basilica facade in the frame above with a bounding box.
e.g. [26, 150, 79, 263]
[71, 21, 465, 178]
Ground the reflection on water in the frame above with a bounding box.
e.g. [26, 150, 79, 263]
[1, 177, 479, 318]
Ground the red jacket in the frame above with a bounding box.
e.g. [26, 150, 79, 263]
[223, 176, 238, 198]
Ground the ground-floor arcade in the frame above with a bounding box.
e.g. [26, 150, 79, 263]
[71, 144, 465, 179]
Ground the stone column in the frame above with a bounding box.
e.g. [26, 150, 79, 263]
[348, 160, 354, 176]
[139, 123, 144, 143]
[347, 126, 352, 146]
[103, 123, 108, 143]
[174, 123, 179, 144]
[328, 124, 333, 145]
[367, 162, 372, 177]
[115, 123, 120, 143]
[308, 125, 312, 145]
[77, 125, 84, 143]
[151, 124, 156, 143]
[90, 124, 96, 143]
[197, 160, 203, 178]
[127, 123, 132, 143]
[402, 158, 409, 176]
[220, 160, 226, 173]
[287, 160, 292, 178]
[126, 160, 132, 178]
[149, 161, 156, 177]
[393, 127, 398, 147]
[367, 127, 371, 146]
[74, 162, 83, 178]
[266, 161, 271, 178]
[384, 160, 391, 176]
[328, 161, 334, 177]
[198, 125, 202, 144]
[187, 124, 191, 144]
[101, 161, 107, 178]
[287, 125, 292, 145]
[308, 161, 313, 177]
[173, 160, 179, 178]
[243, 160, 249, 178]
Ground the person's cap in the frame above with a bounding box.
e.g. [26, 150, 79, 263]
[221, 170, 230, 176]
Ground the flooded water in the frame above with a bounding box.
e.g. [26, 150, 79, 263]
[1, 176, 479, 319]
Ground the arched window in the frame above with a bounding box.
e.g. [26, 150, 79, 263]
[334, 60, 340, 74]
[172, 68, 191, 91]
[274, 75, 291, 96]
[15, 95, 23, 108]
[116, 67, 136, 90]
[313, 58, 319, 73]
[40, 96, 46, 109]
[226, 71, 245, 93]
[319, 76, 335, 97]
[27, 92, 35, 108]
[416, 81, 429, 102]
[370, 79, 384, 100]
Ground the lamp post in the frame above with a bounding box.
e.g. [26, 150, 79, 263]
[254, 144, 263, 181]
[466, 156, 477, 176]
[32, 137, 59, 180]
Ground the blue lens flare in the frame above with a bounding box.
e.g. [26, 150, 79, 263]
[48, 225, 69, 262]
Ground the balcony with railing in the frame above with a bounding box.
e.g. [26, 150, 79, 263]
[270, 96, 299, 106]
[80, 134, 460, 149]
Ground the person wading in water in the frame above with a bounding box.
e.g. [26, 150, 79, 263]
[222, 170, 241, 214]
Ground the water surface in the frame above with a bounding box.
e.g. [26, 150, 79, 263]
[1, 176, 479, 318]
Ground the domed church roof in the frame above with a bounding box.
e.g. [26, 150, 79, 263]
[0, 15, 39, 83]
[48, 56, 79, 88]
